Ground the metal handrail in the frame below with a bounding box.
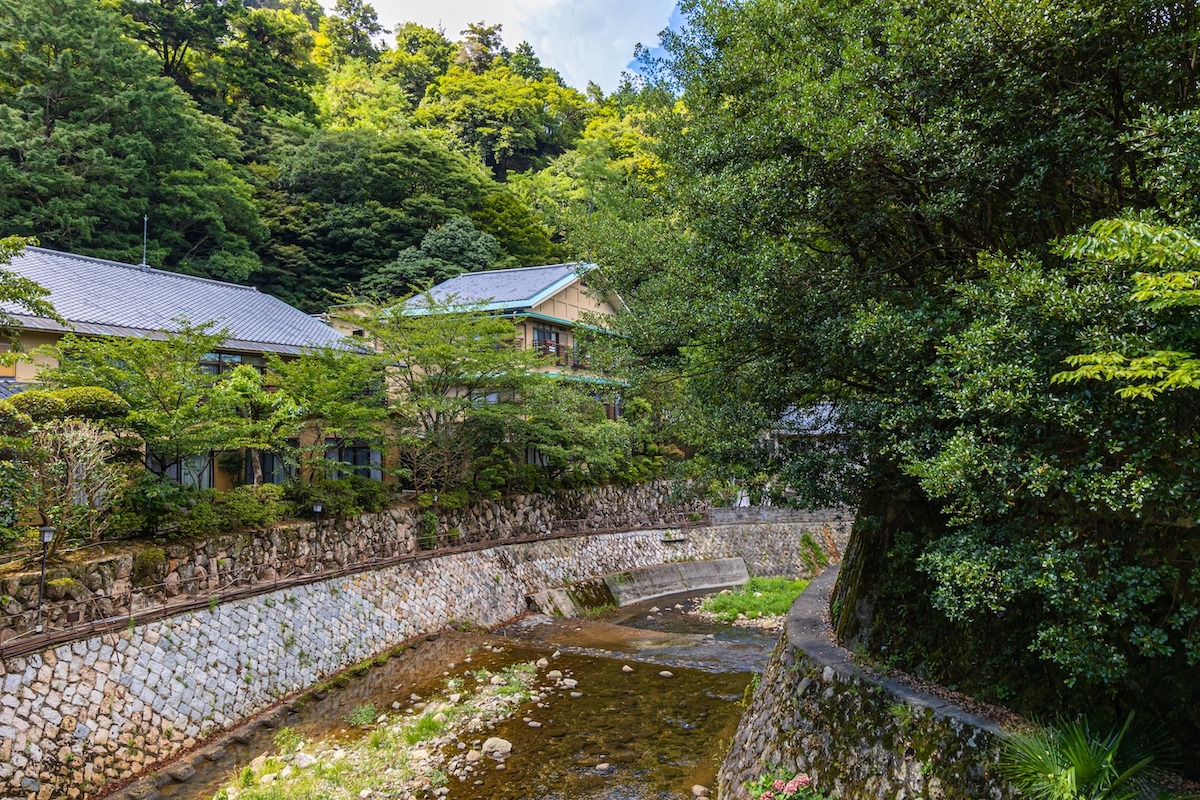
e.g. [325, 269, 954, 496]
[0, 510, 709, 660]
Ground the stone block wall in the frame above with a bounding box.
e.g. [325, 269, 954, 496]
[1, 517, 844, 800]
[0, 481, 704, 642]
[719, 566, 1015, 800]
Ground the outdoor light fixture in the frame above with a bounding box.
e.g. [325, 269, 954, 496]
[35, 524, 55, 634]
[312, 501, 324, 526]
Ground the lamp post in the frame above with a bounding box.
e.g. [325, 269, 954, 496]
[312, 501, 323, 527]
[35, 524, 55, 634]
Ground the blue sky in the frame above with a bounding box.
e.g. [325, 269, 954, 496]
[350, 0, 679, 92]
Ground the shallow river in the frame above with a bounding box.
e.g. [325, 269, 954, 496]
[153, 590, 775, 800]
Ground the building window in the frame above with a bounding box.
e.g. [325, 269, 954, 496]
[249, 440, 298, 485]
[325, 438, 382, 481]
[200, 352, 264, 375]
[163, 453, 214, 489]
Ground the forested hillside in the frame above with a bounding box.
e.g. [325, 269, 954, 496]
[0, 0, 655, 310]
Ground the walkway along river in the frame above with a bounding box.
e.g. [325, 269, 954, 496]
[145, 590, 777, 800]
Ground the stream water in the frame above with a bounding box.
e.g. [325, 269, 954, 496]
[153, 590, 775, 800]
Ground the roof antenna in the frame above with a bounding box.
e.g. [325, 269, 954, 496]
[140, 214, 150, 271]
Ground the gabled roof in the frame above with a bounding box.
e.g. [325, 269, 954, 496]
[405, 263, 594, 315]
[0, 247, 346, 355]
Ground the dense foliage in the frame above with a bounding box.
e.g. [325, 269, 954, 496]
[0, 0, 662, 310]
[571, 0, 1200, 764]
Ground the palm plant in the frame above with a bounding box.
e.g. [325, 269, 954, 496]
[998, 713, 1166, 800]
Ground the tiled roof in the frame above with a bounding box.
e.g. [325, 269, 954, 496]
[0, 380, 28, 400]
[0, 248, 346, 355]
[406, 263, 592, 313]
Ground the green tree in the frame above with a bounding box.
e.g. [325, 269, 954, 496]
[345, 296, 547, 492]
[40, 323, 231, 478]
[221, 7, 322, 117]
[253, 127, 552, 308]
[455, 21, 504, 74]
[120, 0, 235, 90]
[417, 65, 591, 178]
[212, 364, 302, 484]
[0, 0, 263, 280]
[579, 0, 1200, 753]
[322, 0, 385, 65]
[0, 236, 58, 351]
[381, 22, 456, 106]
[268, 345, 387, 478]
[360, 216, 500, 297]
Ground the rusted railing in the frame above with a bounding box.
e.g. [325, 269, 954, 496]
[0, 511, 709, 660]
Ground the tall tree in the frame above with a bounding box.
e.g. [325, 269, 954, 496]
[253, 127, 552, 309]
[120, 0, 235, 92]
[455, 21, 504, 74]
[581, 0, 1200, 754]
[322, 0, 385, 65]
[220, 7, 322, 117]
[0, 0, 263, 280]
[360, 216, 501, 297]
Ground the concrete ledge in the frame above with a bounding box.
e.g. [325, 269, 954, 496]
[606, 557, 749, 606]
[718, 564, 1015, 800]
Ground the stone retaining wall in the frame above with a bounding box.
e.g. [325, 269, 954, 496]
[718, 566, 1016, 800]
[0, 482, 703, 642]
[709, 507, 855, 526]
[1, 517, 847, 800]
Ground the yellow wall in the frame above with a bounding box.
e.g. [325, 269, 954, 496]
[531, 279, 617, 323]
[7, 329, 62, 382]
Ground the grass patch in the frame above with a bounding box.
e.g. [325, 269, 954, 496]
[403, 713, 446, 744]
[699, 577, 810, 621]
[581, 603, 618, 619]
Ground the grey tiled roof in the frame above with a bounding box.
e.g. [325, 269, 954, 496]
[0, 248, 346, 355]
[0, 380, 29, 400]
[409, 263, 590, 311]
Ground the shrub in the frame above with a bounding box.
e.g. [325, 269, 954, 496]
[220, 484, 287, 529]
[179, 495, 222, 537]
[999, 713, 1173, 800]
[51, 387, 129, 421]
[346, 474, 391, 513]
[0, 400, 32, 438]
[7, 390, 66, 422]
[112, 471, 198, 537]
[418, 511, 438, 549]
[285, 477, 392, 519]
[343, 703, 377, 727]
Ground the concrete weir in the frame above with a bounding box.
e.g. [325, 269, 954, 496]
[527, 557, 750, 617]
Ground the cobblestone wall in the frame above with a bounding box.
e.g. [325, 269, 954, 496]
[719, 567, 1015, 800]
[0, 482, 703, 641]
[1, 517, 845, 800]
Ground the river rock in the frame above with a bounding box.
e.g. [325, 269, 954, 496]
[490, 675, 506, 685]
[659, 671, 674, 678]
[595, 763, 611, 773]
[465, 750, 481, 763]
[621, 665, 633, 673]
[562, 678, 578, 689]
[536, 658, 549, 668]
[249, 754, 267, 771]
[547, 670, 563, 680]
[692, 786, 710, 797]
[527, 721, 541, 728]
[482, 737, 512, 756]
[570, 692, 583, 698]
[295, 753, 317, 769]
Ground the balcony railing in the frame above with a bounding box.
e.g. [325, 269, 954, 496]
[532, 339, 588, 369]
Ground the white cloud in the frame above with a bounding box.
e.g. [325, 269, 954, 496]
[344, 0, 676, 92]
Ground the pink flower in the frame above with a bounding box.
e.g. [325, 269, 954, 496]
[761, 792, 775, 800]
[797, 774, 811, 787]
[773, 780, 787, 792]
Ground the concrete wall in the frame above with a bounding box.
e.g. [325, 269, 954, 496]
[719, 567, 1015, 800]
[1, 518, 845, 800]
